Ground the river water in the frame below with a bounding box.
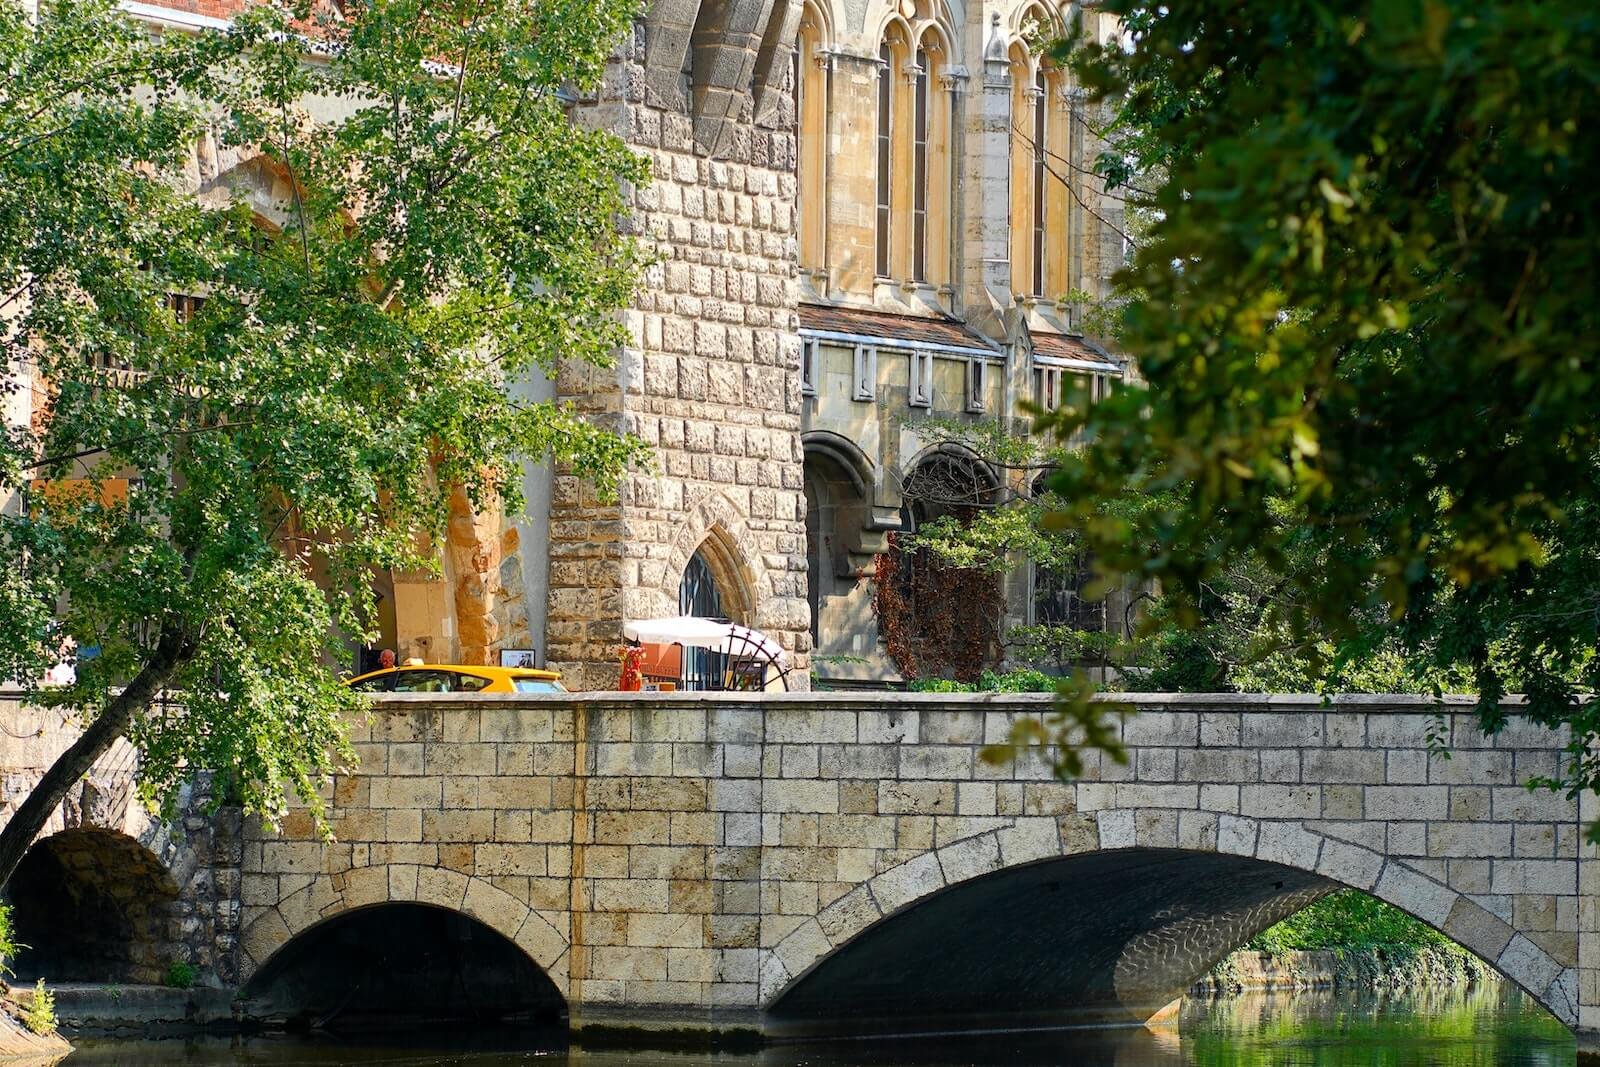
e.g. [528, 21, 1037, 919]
[62, 984, 1575, 1066]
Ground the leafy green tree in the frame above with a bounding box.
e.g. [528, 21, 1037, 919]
[0, 0, 645, 885]
[1009, 1, 1599, 812]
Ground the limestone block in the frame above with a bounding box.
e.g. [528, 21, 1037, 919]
[1492, 860, 1578, 896]
[1317, 839, 1383, 891]
[761, 780, 839, 814]
[898, 746, 974, 780]
[1255, 821, 1322, 871]
[1217, 815, 1259, 857]
[1241, 713, 1321, 748]
[869, 852, 944, 915]
[1429, 823, 1514, 858]
[1375, 861, 1457, 926]
[1097, 810, 1135, 850]
[341, 865, 390, 909]
[628, 912, 706, 949]
[416, 865, 470, 910]
[239, 908, 291, 969]
[1239, 785, 1321, 820]
[1497, 933, 1566, 1003]
[877, 782, 955, 815]
[1301, 749, 1386, 783]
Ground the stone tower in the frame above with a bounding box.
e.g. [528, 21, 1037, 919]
[544, 9, 813, 691]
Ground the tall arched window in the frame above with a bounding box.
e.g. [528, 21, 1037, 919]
[1031, 65, 1047, 296]
[1008, 43, 1035, 296]
[1043, 62, 1073, 298]
[875, 40, 894, 279]
[912, 45, 930, 283]
[795, 3, 828, 273]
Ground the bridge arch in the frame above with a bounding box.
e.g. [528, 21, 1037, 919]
[238, 865, 570, 1002]
[763, 810, 1577, 1028]
[6, 827, 181, 985]
[239, 899, 565, 1030]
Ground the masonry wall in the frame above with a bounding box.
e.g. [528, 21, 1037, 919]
[235, 693, 1587, 1029]
[0, 695, 243, 987]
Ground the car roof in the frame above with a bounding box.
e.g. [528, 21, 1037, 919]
[348, 663, 563, 683]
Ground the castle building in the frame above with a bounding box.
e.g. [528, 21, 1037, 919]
[8, 0, 1129, 690]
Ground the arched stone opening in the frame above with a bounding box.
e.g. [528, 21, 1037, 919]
[804, 447, 874, 661]
[879, 448, 1005, 681]
[679, 526, 756, 626]
[239, 902, 565, 1032]
[7, 828, 180, 984]
[766, 843, 1570, 1035]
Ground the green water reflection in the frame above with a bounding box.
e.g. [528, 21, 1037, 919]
[63, 983, 1575, 1066]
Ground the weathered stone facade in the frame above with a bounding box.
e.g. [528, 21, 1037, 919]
[211, 693, 1593, 1033]
[542, 17, 812, 692]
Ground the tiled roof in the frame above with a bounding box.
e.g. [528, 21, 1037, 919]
[799, 304, 996, 353]
[1030, 330, 1117, 365]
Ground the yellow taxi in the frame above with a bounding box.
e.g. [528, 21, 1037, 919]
[346, 662, 566, 694]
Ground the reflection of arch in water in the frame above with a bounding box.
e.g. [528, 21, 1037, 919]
[767, 825, 1575, 1033]
[7, 828, 180, 984]
[239, 901, 565, 1031]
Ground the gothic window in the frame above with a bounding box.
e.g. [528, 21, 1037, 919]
[1032, 65, 1048, 297]
[912, 46, 930, 282]
[1032, 365, 1062, 411]
[875, 41, 893, 278]
[1009, 44, 1035, 296]
[795, 3, 828, 272]
[679, 549, 727, 690]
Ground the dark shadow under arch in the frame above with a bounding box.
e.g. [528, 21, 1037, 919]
[240, 902, 565, 1033]
[7, 828, 180, 984]
[767, 847, 1547, 1036]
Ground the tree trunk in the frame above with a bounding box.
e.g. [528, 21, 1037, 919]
[0, 624, 189, 892]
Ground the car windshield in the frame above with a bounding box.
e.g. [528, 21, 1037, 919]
[513, 679, 563, 693]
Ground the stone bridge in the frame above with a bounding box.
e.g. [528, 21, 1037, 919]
[3, 692, 1597, 1040]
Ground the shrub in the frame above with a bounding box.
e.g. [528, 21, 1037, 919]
[163, 961, 197, 990]
[23, 980, 55, 1036]
[1247, 889, 1455, 954]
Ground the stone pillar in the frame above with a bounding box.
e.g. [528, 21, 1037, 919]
[961, 12, 1013, 342]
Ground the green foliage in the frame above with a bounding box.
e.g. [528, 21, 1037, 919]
[0, 904, 14, 978]
[1246, 890, 1454, 955]
[23, 980, 54, 1037]
[907, 668, 1062, 694]
[0, 0, 646, 831]
[1022, 0, 1600, 816]
[163, 961, 197, 990]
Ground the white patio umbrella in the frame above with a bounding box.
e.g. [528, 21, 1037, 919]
[622, 617, 788, 662]
[622, 616, 793, 690]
